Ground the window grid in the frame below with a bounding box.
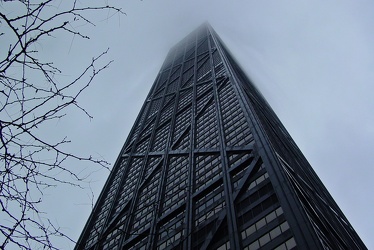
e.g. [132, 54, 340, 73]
[197, 52, 208, 63]
[239, 179, 273, 212]
[181, 66, 194, 88]
[144, 157, 161, 179]
[136, 137, 150, 153]
[195, 183, 225, 227]
[101, 215, 127, 250]
[195, 154, 222, 191]
[183, 58, 194, 72]
[148, 98, 162, 119]
[153, 86, 166, 99]
[126, 101, 150, 144]
[152, 123, 171, 152]
[173, 132, 190, 150]
[241, 206, 284, 241]
[230, 157, 253, 190]
[196, 85, 212, 107]
[196, 85, 213, 110]
[162, 50, 175, 70]
[196, 38, 209, 55]
[208, 35, 215, 48]
[247, 172, 270, 192]
[236, 165, 280, 232]
[196, 95, 213, 117]
[84, 158, 128, 248]
[167, 77, 180, 94]
[173, 53, 184, 66]
[156, 211, 185, 250]
[219, 81, 253, 146]
[228, 152, 253, 169]
[215, 62, 225, 78]
[273, 237, 297, 250]
[197, 56, 212, 82]
[244, 221, 291, 250]
[127, 236, 148, 250]
[139, 119, 155, 140]
[162, 156, 189, 214]
[169, 66, 181, 82]
[177, 88, 193, 111]
[160, 100, 175, 125]
[237, 192, 279, 234]
[156, 68, 171, 89]
[173, 106, 191, 142]
[192, 220, 215, 249]
[196, 102, 219, 149]
[113, 157, 144, 215]
[212, 49, 222, 67]
[131, 171, 161, 235]
[217, 241, 231, 250]
[185, 45, 195, 60]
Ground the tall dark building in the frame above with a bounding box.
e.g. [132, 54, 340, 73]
[76, 24, 366, 250]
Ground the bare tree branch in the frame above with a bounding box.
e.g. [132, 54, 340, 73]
[0, 0, 125, 248]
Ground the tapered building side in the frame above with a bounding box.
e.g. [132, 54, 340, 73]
[75, 24, 366, 250]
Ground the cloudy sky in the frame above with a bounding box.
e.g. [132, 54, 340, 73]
[14, 0, 373, 249]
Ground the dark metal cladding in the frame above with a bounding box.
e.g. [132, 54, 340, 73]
[75, 23, 367, 250]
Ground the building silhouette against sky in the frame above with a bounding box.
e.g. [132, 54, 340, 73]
[75, 24, 366, 250]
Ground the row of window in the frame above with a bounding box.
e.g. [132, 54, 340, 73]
[244, 221, 291, 250]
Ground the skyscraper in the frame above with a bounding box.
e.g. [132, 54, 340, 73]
[75, 24, 366, 249]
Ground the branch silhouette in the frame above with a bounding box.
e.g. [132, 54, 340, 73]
[0, 0, 124, 248]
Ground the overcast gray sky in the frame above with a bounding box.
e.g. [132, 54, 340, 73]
[24, 1, 374, 249]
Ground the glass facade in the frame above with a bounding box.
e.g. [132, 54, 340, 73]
[75, 24, 366, 249]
